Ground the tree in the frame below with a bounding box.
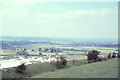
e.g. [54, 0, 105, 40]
[87, 50, 100, 63]
[44, 48, 49, 52]
[50, 48, 54, 53]
[56, 56, 68, 69]
[31, 49, 34, 52]
[16, 63, 26, 73]
[38, 48, 42, 51]
[39, 53, 42, 55]
[23, 49, 26, 52]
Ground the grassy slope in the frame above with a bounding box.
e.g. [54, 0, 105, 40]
[2, 58, 118, 78]
[2, 59, 87, 78]
[32, 58, 118, 78]
[2, 62, 58, 78]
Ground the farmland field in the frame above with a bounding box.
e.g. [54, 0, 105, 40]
[1, 44, 118, 55]
[0, 37, 119, 79]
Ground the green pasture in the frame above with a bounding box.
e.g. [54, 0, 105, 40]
[2, 59, 87, 78]
[2, 58, 118, 78]
[32, 58, 118, 78]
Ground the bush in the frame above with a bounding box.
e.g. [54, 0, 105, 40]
[16, 63, 26, 73]
[56, 56, 68, 69]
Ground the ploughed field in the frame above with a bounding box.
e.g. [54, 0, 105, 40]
[2, 58, 118, 78]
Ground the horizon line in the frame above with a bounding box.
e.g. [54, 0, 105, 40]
[1, 36, 118, 40]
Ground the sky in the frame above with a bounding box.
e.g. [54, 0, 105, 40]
[0, 0, 118, 39]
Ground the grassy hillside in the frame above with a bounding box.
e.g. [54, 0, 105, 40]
[2, 59, 87, 78]
[32, 58, 118, 78]
[2, 62, 58, 78]
[2, 58, 118, 78]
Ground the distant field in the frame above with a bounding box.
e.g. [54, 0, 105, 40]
[21, 45, 118, 55]
[16, 44, 61, 50]
[65, 55, 87, 60]
[1, 45, 118, 55]
[27, 50, 64, 55]
[1, 49, 16, 55]
[16, 44, 117, 50]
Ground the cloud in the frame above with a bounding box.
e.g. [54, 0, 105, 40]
[1, 2, 118, 39]
[30, 7, 118, 38]
[31, 7, 117, 26]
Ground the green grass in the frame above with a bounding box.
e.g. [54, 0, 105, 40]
[2, 59, 88, 78]
[2, 62, 58, 78]
[2, 58, 118, 78]
[32, 58, 118, 78]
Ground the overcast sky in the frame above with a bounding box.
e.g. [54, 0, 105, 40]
[0, 0, 118, 39]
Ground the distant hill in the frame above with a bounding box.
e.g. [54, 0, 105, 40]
[1, 36, 118, 48]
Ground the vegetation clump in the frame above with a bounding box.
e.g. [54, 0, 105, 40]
[56, 56, 68, 69]
[16, 63, 26, 73]
[86, 50, 100, 63]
